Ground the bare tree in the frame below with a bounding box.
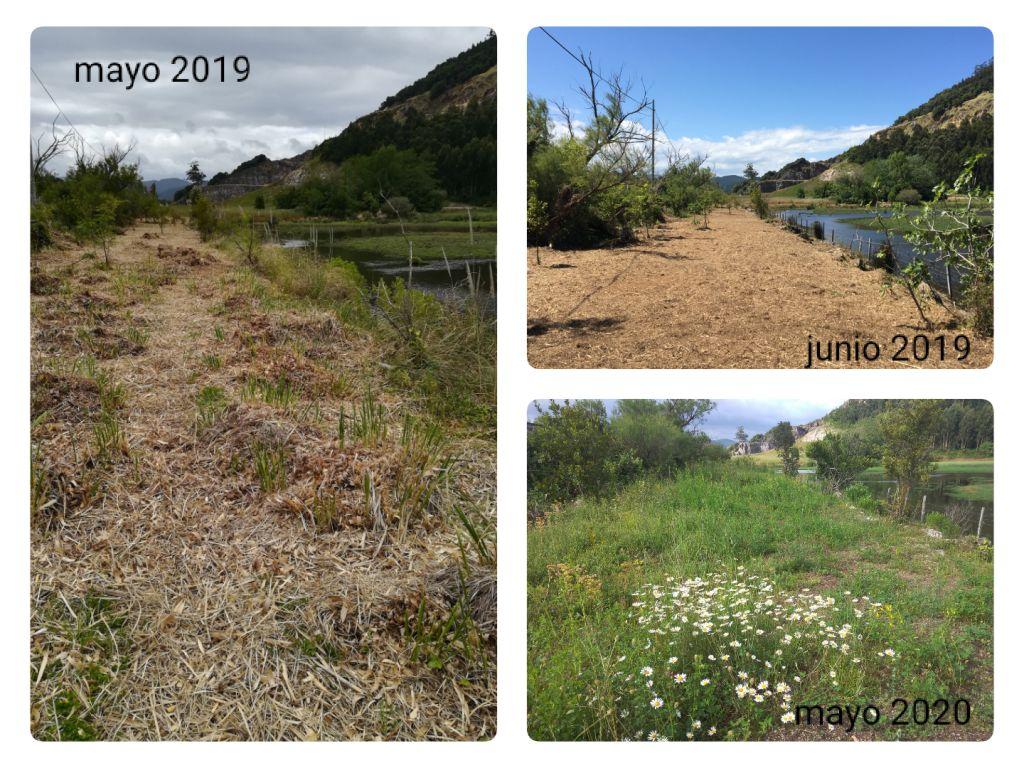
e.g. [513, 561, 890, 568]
[543, 52, 654, 239]
[30, 117, 77, 202]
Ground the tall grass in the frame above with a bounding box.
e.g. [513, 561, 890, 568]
[528, 464, 992, 740]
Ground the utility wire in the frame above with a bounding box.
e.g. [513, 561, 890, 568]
[538, 27, 653, 111]
[31, 66, 103, 157]
[540, 26, 679, 175]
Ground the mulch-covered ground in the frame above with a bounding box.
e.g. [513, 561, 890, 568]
[527, 209, 993, 369]
[30, 223, 495, 740]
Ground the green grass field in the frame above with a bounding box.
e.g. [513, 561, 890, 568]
[859, 459, 993, 475]
[528, 463, 993, 741]
[947, 481, 994, 503]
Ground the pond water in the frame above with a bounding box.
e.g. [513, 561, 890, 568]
[856, 470, 993, 540]
[793, 466, 993, 540]
[777, 209, 960, 297]
[279, 238, 496, 311]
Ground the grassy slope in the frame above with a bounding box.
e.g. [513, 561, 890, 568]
[528, 464, 992, 741]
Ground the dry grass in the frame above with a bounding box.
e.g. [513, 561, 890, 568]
[527, 209, 993, 369]
[30, 223, 495, 740]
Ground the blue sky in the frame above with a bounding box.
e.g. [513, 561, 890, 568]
[528, 27, 992, 175]
[528, 399, 847, 440]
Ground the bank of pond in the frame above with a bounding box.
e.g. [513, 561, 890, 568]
[787, 459, 992, 540]
[276, 221, 496, 309]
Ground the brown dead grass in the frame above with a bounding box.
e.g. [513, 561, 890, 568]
[527, 209, 993, 369]
[30, 223, 495, 740]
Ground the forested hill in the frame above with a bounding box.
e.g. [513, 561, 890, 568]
[379, 32, 496, 109]
[838, 61, 993, 188]
[312, 33, 496, 203]
[824, 399, 993, 452]
[206, 33, 496, 206]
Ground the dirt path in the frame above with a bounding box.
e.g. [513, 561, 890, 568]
[31, 224, 494, 740]
[527, 209, 992, 368]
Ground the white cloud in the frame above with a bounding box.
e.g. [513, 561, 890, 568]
[543, 103, 882, 177]
[31, 27, 489, 179]
[659, 125, 883, 177]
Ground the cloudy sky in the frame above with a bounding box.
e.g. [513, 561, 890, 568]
[529, 27, 992, 176]
[528, 399, 847, 440]
[31, 27, 488, 180]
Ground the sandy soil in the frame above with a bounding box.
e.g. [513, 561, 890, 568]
[31, 224, 495, 740]
[527, 210, 993, 369]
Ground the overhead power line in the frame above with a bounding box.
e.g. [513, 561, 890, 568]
[539, 26, 684, 177]
[31, 66, 103, 157]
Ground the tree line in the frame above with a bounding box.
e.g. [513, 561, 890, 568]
[527, 399, 729, 514]
[527, 67, 726, 250]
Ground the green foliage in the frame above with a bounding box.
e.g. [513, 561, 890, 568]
[844, 482, 882, 513]
[195, 385, 227, 431]
[189, 192, 217, 241]
[528, 463, 993, 741]
[37, 147, 158, 234]
[371, 279, 495, 428]
[768, 422, 799, 477]
[527, 179, 549, 244]
[827, 399, 992, 453]
[527, 94, 551, 157]
[660, 158, 717, 217]
[74, 193, 120, 266]
[749, 185, 769, 219]
[380, 32, 495, 109]
[892, 155, 993, 335]
[527, 400, 619, 509]
[528, 400, 723, 512]
[879, 401, 942, 518]
[316, 45, 496, 207]
[806, 432, 877, 493]
[843, 116, 992, 191]
[278, 147, 443, 217]
[31, 203, 54, 251]
[250, 440, 288, 492]
[925, 511, 961, 538]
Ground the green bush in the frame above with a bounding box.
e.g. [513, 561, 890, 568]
[749, 186, 769, 219]
[190, 193, 217, 241]
[925, 511, 961, 538]
[843, 482, 880, 513]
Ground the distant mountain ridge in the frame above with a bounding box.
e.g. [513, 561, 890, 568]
[206, 34, 496, 204]
[746, 61, 993, 192]
[143, 178, 189, 201]
[714, 175, 744, 192]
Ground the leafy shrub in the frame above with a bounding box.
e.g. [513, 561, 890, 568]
[749, 186, 769, 219]
[805, 433, 877, 493]
[894, 188, 922, 205]
[843, 482, 880, 513]
[925, 511, 961, 538]
[190, 192, 217, 241]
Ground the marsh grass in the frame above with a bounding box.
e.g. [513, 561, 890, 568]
[195, 385, 228, 432]
[408, 588, 488, 672]
[394, 413, 453, 532]
[528, 464, 993, 741]
[344, 389, 388, 447]
[250, 440, 288, 493]
[242, 374, 297, 410]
